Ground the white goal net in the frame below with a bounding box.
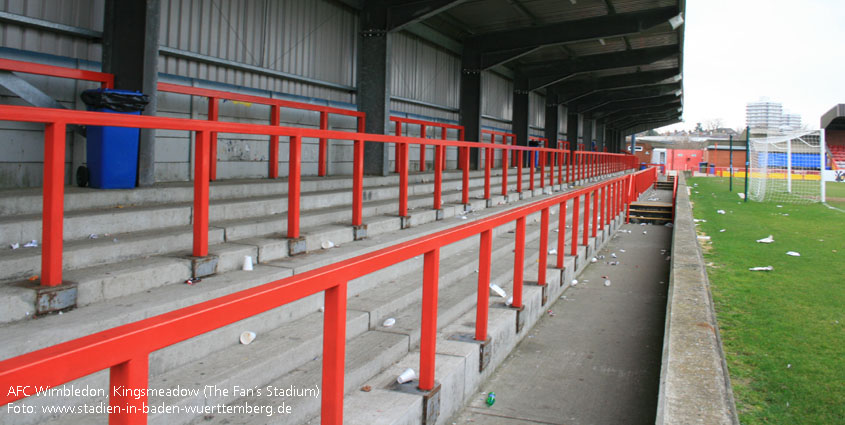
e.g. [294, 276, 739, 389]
[748, 130, 822, 204]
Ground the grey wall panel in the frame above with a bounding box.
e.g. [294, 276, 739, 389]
[0, 0, 104, 61]
[481, 71, 511, 122]
[529, 91, 544, 130]
[390, 32, 460, 113]
[159, 0, 356, 102]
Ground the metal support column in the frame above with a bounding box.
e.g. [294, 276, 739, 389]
[357, 1, 391, 175]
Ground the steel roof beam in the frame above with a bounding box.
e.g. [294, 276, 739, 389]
[467, 6, 679, 69]
[609, 110, 680, 130]
[598, 100, 682, 122]
[387, 0, 469, 32]
[573, 86, 681, 113]
[520, 45, 678, 90]
[553, 68, 680, 103]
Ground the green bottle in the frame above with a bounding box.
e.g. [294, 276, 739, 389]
[485, 392, 496, 406]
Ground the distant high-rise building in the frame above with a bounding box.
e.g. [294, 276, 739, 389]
[746, 99, 783, 131]
[781, 112, 802, 131]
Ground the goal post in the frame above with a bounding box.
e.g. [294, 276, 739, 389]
[748, 130, 823, 204]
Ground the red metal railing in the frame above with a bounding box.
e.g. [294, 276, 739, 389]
[157, 83, 366, 180]
[390, 116, 465, 173]
[0, 58, 114, 89]
[625, 166, 659, 222]
[0, 157, 655, 424]
[0, 105, 635, 289]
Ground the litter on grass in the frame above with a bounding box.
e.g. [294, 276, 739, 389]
[716, 210, 726, 214]
[786, 251, 801, 257]
[756, 235, 775, 243]
[749, 266, 774, 271]
[694, 219, 707, 223]
[697, 236, 711, 241]
[719, 229, 726, 232]
[738, 193, 745, 199]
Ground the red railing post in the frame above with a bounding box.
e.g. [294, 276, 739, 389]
[502, 147, 509, 197]
[269, 105, 280, 179]
[193, 130, 210, 257]
[599, 185, 606, 231]
[109, 356, 148, 425]
[353, 139, 364, 226]
[517, 151, 523, 194]
[484, 147, 491, 200]
[540, 150, 545, 189]
[462, 147, 469, 205]
[440, 126, 447, 170]
[538, 208, 549, 286]
[41, 122, 66, 287]
[583, 191, 591, 246]
[571, 194, 580, 257]
[512, 217, 525, 309]
[592, 186, 599, 237]
[419, 125, 427, 172]
[434, 143, 443, 210]
[529, 150, 535, 191]
[476, 230, 492, 341]
[459, 129, 466, 171]
[556, 199, 567, 269]
[288, 135, 301, 239]
[208, 97, 219, 181]
[394, 121, 402, 173]
[605, 182, 611, 227]
[318, 111, 328, 177]
[555, 152, 563, 184]
[399, 142, 409, 218]
[321, 282, 348, 425]
[419, 248, 440, 391]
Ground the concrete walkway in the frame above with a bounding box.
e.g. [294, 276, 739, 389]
[454, 207, 672, 424]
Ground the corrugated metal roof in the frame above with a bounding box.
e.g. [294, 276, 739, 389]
[612, 0, 677, 14]
[627, 31, 679, 49]
[566, 37, 628, 56]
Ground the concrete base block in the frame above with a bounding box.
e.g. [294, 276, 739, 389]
[187, 254, 218, 278]
[30, 281, 78, 315]
[400, 216, 412, 229]
[486, 198, 494, 208]
[513, 305, 526, 334]
[390, 381, 441, 425]
[353, 224, 368, 240]
[435, 209, 444, 221]
[447, 333, 493, 372]
[288, 237, 307, 256]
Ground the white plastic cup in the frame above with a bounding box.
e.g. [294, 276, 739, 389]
[396, 368, 416, 384]
[240, 331, 256, 345]
[243, 255, 254, 271]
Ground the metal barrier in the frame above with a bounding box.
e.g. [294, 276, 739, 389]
[0, 105, 635, 289]
[0, 58, 114, 88]
[0, 149, 656, 424]
[157, 83, 366, 180]
[390, 116, 465, 173]
[625, 166, 660, 222]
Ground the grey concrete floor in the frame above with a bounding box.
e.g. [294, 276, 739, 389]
[453, 220, 672, 425]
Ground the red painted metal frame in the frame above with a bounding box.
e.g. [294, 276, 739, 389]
[0, 58, 114, 88]
[0, 105, 634, 288]
[390, 116, 464, 174]
[157, 82, 366, 180]
[0, 132, 653, 424]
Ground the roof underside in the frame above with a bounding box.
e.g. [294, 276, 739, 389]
[372, 0, 686, 133]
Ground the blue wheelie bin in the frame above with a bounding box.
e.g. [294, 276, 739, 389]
[80, 89, 149, 189]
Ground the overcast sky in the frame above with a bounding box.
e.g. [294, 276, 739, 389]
[661, 0, 845, 132]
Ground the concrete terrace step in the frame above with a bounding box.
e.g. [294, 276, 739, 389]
[0, 167, 584, 317]
[0, 184, 613, 425]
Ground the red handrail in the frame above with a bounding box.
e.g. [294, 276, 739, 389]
[0, 104, 637, 290]
[0, 158, 655, 424]
[0, 58, 114, 89]
[389, 116, 465, 173]
[157, 82, 366, 180]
